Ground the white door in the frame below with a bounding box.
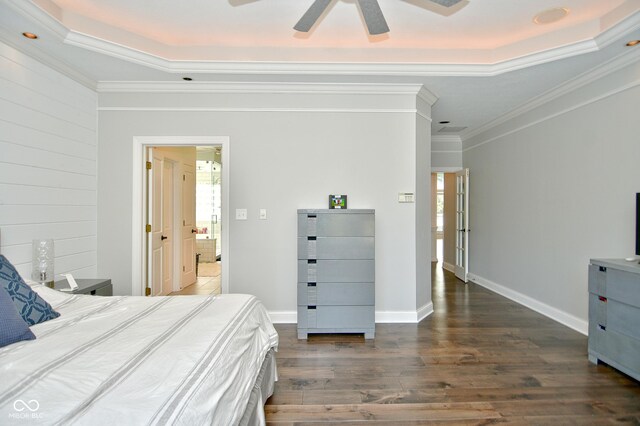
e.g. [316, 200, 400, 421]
[147, 148, 164, 296]
[455, 168, 470, 282]
[161, 160, 174, 295]
[182, 164, 197, 287]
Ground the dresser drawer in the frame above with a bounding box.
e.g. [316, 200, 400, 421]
[298, 213, 374, 237]
[297, 305, 375, 329]
[607, 299, 640, 340]
[590, 326, 640, 376]
[298, 282, 375, 306]
[298, 259, 374, 283]
[298, 237, 374, 260]
[588, 293, 607, 328]
[606, 268, 640, 308]
[588, 264, 607, 296]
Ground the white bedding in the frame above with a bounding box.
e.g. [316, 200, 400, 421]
[0, 285, 278, 425]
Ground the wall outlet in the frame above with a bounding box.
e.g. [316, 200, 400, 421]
[235, 208, 247, 220]
[259, 209, 267, 220]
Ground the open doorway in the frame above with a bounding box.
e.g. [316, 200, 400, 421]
[431, 169, 469, 282]
[131, 136, 230, 297]
[141, 144, 224, 297]
[173, 147, 223, 295]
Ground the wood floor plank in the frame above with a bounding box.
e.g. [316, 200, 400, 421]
[265, 264, 640, 423]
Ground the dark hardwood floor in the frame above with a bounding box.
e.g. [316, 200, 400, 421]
[265, 263, 640, 424]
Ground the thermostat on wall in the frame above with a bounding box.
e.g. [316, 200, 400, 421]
[398, 192, 415, 203]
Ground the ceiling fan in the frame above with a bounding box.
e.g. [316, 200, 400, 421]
[294, 0, 465, 35]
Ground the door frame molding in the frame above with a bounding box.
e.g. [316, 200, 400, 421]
[132, 136, 230, 296]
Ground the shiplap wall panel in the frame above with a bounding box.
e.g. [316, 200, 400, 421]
[0, 98, 95, 144]
[0, 40, 97, 279]
[0, 141, 96, 176]
[0, 45, 96, 111]
[0, 78, 95, 130]
[0, 121, 96, 160]
[0, 163, 96, 190]
[2, 236, 97, 266]
[0, 184, 95, 206]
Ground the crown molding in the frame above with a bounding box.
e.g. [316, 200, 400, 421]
[8, 0, 640, 79]
[462, 48, 640, 144]
[96, 81, 428, 95]
[432, 135, 462, 144]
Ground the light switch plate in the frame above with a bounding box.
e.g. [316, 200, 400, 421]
[235, 208, 247, 220]
[259, 209, 267, 220]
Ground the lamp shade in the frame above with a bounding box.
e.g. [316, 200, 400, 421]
[32, 239, 54, 286]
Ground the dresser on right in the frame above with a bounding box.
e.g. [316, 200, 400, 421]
[588, 258, 640, 381]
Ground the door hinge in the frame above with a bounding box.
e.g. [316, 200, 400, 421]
[183, 174, 186, 181]
[183, 220, 185, 225]
[145, 287, 151, 296]
[183, 266, 185, 272]
[146, 161, 152, 170]
[146, 224, 151, 233]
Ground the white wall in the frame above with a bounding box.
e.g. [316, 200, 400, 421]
[463, 54, 640, 334]
[97, 83, 434, 322]
[432, 136, 462, 169]
[0, 41, 97, 279]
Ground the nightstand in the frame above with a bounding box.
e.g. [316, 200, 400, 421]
[53, 278, 113, 296]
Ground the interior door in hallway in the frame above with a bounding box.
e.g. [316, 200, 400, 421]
[182, 164, 197, 287]
[147, 148, 164, 296]
[455, 168, 469, 282]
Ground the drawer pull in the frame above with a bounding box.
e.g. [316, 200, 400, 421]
[307, 214, 316, 218]
[308, 259, 316, 264]
[308, 306, 316, 310]
[598, 296, 607, 302]
[307, 282, 317, 287]
[598, 324, 606, 331]
[308, 236, 317, 241]
[599, 266, 607, 272]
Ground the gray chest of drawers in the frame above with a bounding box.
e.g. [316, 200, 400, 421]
[588, 259, 640, 381]
[297, 209, 375, 339]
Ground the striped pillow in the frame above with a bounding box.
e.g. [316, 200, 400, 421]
[0, 255, 60, 326]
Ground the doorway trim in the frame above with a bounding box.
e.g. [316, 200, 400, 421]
[131, 136, 230, 296]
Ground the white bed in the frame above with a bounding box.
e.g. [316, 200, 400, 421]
[0, 285, 279, 425]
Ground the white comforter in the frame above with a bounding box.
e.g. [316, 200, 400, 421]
[0, 286, 278, 426]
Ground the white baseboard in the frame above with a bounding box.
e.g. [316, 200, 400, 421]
[467, 273, 588, 335]
[268, 307, 435, 324]
[268, 311, 297, 324]
[442, 262, 455, 273]
[416, 302, 434, 322]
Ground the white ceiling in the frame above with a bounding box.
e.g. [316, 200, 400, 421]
[1, 0, 639, 138]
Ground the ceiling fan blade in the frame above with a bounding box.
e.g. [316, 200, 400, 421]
[357, 0, 389, 35]
[294, 0, 332, 32]
[429, 0, 464, 7]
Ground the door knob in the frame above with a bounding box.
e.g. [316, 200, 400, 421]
[161, 235, 168, 240]
[191, 229, 198, 234]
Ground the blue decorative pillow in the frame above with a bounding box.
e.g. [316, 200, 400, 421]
[0, 285, 35, 347]
[0, 255, 60, 326]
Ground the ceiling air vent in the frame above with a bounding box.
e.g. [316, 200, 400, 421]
[438, 126, 467, 133]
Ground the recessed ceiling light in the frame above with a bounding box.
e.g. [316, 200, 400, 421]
[533, 7, 570, 25]
[439, 121, 450, 124]
[22, 32, 38, 39]
[183, 77, 193, 81]
[627, 40, 640, 47]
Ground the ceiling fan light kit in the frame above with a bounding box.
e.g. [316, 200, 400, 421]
[294, 0, 465, 35]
